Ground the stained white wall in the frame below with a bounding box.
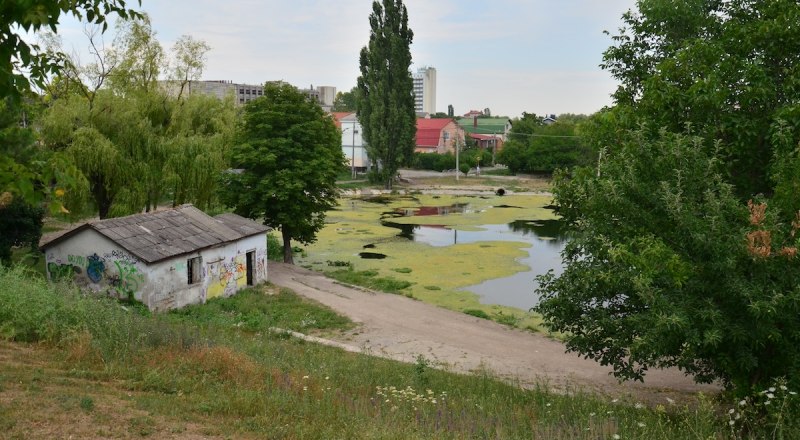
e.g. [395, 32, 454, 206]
[44, 230, 267, 311]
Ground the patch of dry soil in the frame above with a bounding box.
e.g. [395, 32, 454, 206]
[269, 262, 719, 404]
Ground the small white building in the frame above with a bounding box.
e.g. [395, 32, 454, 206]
[40, 205, 269, 311]
[333, 112, 368, 172]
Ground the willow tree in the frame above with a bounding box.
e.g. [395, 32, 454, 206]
[356, 0, 416, 189]
[39, 15, 227, 218]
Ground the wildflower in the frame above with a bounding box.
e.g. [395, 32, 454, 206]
[765, 401, 771, 406]
[739, 399, 747, 406]
[546, 403, 551, 407]
[666, 397, 675, 405]
[634, 403, 644, 409]
[728, 408, 735, 414]
[637, 422, 646, 428]
[303, 375, 309, 380]
[790, 391, 798, 395]
[303, 386, 308, 391]
[385, 399, 390, 403]
[325, 376, 330, 380]
[613, 434, 621, 439]
[431, 399, 437, 404]
[729, 420, 736, 426]
[589, 412, 596, 417]
[767, 393, 775, 399]
[611, 398, 619, 403]
[780, 385, 788, 391]
[769, 387, 776, 393]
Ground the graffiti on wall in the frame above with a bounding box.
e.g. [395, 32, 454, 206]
[109, 260, 144, 300]
[256, 248, 266, 280]
[47, 262, 79, 281]
[47, 249, 144, 300]
[206, 254, 247, 299]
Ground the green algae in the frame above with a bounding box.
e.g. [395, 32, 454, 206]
[296, 193, 559, 330]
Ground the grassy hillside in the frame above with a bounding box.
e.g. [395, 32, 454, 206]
[0, 265, 792, 439]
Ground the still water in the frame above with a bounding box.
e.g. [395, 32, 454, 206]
[381, 206, 566, 310]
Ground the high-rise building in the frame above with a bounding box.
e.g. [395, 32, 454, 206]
[412, 66, 436, 114]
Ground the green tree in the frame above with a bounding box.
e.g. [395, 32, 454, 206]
[331, 87, 358, 112]
[219, 83, 344, 264]
[536, 0, 800, 397]
[356, 0, 416, 189]
[0, 0, 141, 101]
[0, 196, 44, 265]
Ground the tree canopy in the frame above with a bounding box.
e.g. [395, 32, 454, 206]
[1, 0, 141, 101]
[498, 116, 592, 174]
[219, 83, 344, 264]
[535, 0, 800, 397]
[356, 0, 416, 189]
[331, 87, 358, 112]
[38, 17, 231, 218]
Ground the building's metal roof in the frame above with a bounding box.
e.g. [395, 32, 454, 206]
[40, 205, 269, 264]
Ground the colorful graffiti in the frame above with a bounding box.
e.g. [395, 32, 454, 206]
[47, 250, 144, 300]
[111, 260, 144, 300]
[206, 254, 247, 299]
[86, 253, 105, 283]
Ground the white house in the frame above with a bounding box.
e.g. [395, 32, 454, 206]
[333, 112, 368, 173]
[40, 205, 269, 311]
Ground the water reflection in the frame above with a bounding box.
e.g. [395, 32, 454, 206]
[380, 215, 567, 310]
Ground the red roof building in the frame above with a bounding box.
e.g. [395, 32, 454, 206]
[415, 118, 464, 154]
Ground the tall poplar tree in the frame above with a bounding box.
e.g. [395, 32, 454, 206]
[357, 0, 416, 189]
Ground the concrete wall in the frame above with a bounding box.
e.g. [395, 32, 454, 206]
[44, 230, 267, 311]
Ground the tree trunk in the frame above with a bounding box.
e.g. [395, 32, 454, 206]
[281, 228, 294, 264]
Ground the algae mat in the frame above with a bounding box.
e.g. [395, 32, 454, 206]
[296, 193, 559, 327]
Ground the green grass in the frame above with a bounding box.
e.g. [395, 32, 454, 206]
[0, 264, 795, 439]
[168, 285, 353, 334]
[327, 267, 413, 294]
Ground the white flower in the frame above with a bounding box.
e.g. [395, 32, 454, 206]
[637, 422, 646, 427]
[589, 412, 596, 417]
[729, 420, 736, 426]
[302, 386, 308, 391]
[666, 397, 675, 404]
[613, 434, 621, 439]
[780, 385, 788, 391]
[302, 375, 309, 380]
[546, 403, 552, 407]
[611, 398, 619, 403]
[739, 399, 747, 406]
[790, 391, 798, 396]
[765, 401, 771, 405]
[728, 408, 735, 414]
[769, 387, 776, 392]
[767, 393, 775, 399]
[325, 376, 330, 380]
[634, 403, 644, 409]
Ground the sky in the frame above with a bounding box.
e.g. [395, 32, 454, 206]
[48, 0, 638, 119]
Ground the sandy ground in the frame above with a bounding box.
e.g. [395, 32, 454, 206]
[269, 262, 719, 404]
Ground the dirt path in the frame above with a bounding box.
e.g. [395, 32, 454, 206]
[269, 262, 719, 404]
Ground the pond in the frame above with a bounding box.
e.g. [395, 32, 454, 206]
[380, 207, 567, 310]
[298, 194, 565, 316]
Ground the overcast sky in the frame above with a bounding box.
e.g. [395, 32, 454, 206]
[50, 0, 638, 118]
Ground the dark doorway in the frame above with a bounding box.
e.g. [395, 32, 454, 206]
[246, 251, 255, 286]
